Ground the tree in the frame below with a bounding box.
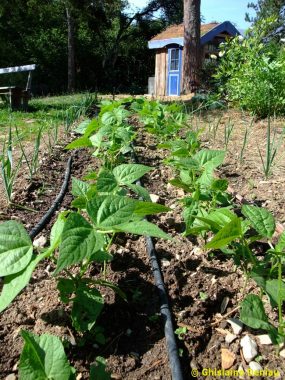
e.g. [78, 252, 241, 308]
[182, 0, 201, 94]
[65, 5, 76, 92]
[246, 0, 285, 38]
[147, 0, 183, 24]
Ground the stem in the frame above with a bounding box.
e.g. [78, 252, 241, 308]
[278, 261, 284, 335]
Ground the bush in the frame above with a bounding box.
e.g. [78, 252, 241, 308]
[214, 18, 285, 117]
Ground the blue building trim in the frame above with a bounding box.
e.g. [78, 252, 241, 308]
[167, 46, 182, 96]
[148, 21, 240, 49]
[200, 21, 240, 45]
[148, 38, 183, 49]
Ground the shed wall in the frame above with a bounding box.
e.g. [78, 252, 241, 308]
[155, 49, 167, 96]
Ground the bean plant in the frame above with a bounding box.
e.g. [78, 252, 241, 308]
[135, 99, 285, 347]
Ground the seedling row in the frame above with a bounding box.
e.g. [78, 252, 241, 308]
[0, 97, 285, 378]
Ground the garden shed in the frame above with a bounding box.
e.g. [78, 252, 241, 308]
[148, 21, 240, 96]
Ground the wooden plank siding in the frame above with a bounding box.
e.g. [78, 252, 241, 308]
[155, 48, 167, 96]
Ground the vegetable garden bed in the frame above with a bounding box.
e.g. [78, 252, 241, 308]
[0, 98, 285, 379]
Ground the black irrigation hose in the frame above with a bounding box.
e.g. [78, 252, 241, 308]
[132, 150, 184, 380]
[29, 155, 73, 240]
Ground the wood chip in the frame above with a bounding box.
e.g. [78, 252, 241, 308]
[221, 348, 236, 369]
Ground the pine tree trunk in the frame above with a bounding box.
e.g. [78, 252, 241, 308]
[66, 6, 76, 93]
[182, 0, 201, 94]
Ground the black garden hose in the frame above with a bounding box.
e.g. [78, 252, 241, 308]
[132, 149, 184, 380]
[29, 155, 73, 239]
[145, 235, 184, 380]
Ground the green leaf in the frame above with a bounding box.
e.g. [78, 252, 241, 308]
[74, 119, 91, 134]
[95, 195, 136, 228]
[90, 357, 111, 380]
[113, 164, 152, 185]
[72, 284, 104, 332]
[211, 179, 228, 191]
[55, 213, 104, 274]
[265, 279, 285, 307]
[241, 205, 275, 238]
[49, 213, 66, 251]
[196, 208, 236, 232]
[19, 330, 73, 380]
[57, 278, 75, 303]
[205, 217, 242, 249]
[134, 200, 169, 217]
[71, 177, 90, 198]
[240, 294, 278, 341]
[71, 197, 87, 210]
[90, 249, 113, 263]
[115, 220, 171, 239]
[0, 221, 33, 277]
[97, 170, 118, 193]
[193, 149, 225, 169]
[276, 231, 285, 252]
[128, 184, 151, 201]
[65, 136, 92, 150]
[0, 252, 45, 313]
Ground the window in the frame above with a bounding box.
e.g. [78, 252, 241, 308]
[170, 48, 180, 71]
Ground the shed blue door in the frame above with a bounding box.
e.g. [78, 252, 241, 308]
[168, 47, 181, 96]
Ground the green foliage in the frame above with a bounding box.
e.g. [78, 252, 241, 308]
[0, 126, 23, 204]
[215, 18, 285, 117]
[240, 295, 281, 343]
[19, 330, 74, 380]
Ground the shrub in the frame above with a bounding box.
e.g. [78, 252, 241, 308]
[214, 18, 285, 117]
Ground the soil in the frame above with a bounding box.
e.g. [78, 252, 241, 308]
[1, 108, 285, 380]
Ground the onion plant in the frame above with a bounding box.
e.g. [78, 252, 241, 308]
[0, 126, 23, 204]
[239, 117, 254, 163]
[16, 125, 43, 180]
[224, 118, 234, 150]
[258, 117, 285, 178]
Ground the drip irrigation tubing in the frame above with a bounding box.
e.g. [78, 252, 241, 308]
[131, 149, 184, 380]
[29, 155, 73, 240]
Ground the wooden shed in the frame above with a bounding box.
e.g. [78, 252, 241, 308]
[148, 21, 240, 96]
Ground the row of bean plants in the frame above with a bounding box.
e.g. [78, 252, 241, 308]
[134, 99, 285, 348]
[0, 98, 177, 378]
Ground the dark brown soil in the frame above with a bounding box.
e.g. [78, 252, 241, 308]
[1, 110, 285, 380]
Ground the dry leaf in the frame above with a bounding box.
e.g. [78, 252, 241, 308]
[221, 348, 236, 369]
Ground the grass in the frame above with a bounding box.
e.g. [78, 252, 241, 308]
[0, 92, 97, 144]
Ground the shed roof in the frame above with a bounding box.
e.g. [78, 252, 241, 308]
[150, 23, 219, 41]
[148, 21, 240, 49]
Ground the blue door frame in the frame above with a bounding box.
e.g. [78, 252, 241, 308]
[167, 47, 182, 96]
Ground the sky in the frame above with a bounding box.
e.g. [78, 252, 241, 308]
[128, 0, 257, 30]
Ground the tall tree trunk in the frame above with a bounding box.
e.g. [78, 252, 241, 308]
[182, 0, 201, 94]
[66, 6, 75, 92]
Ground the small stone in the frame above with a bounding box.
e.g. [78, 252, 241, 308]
[169, 203, 176, 209]
[33, 235, 47, 248]
[149, 194, 159, 203]
[76, 374, 83, 380]
[225, 333, 237, 344]
[161, 259, 171, 267]
[238, 364, 245, 379]
[227, 318, 243, 335]
[221, 348, 236, 369]
[12, 363, 18, 371]
[175, 254, 181, 260]
[279, 348, 285, 358]
[257, 334, 273, 345]
[220, 296, 230, 314]
[5, 375, 16, 380]
[240, 335, 258, 362]
[249, 361, 263, 371]
[117, 248, 123, 254]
